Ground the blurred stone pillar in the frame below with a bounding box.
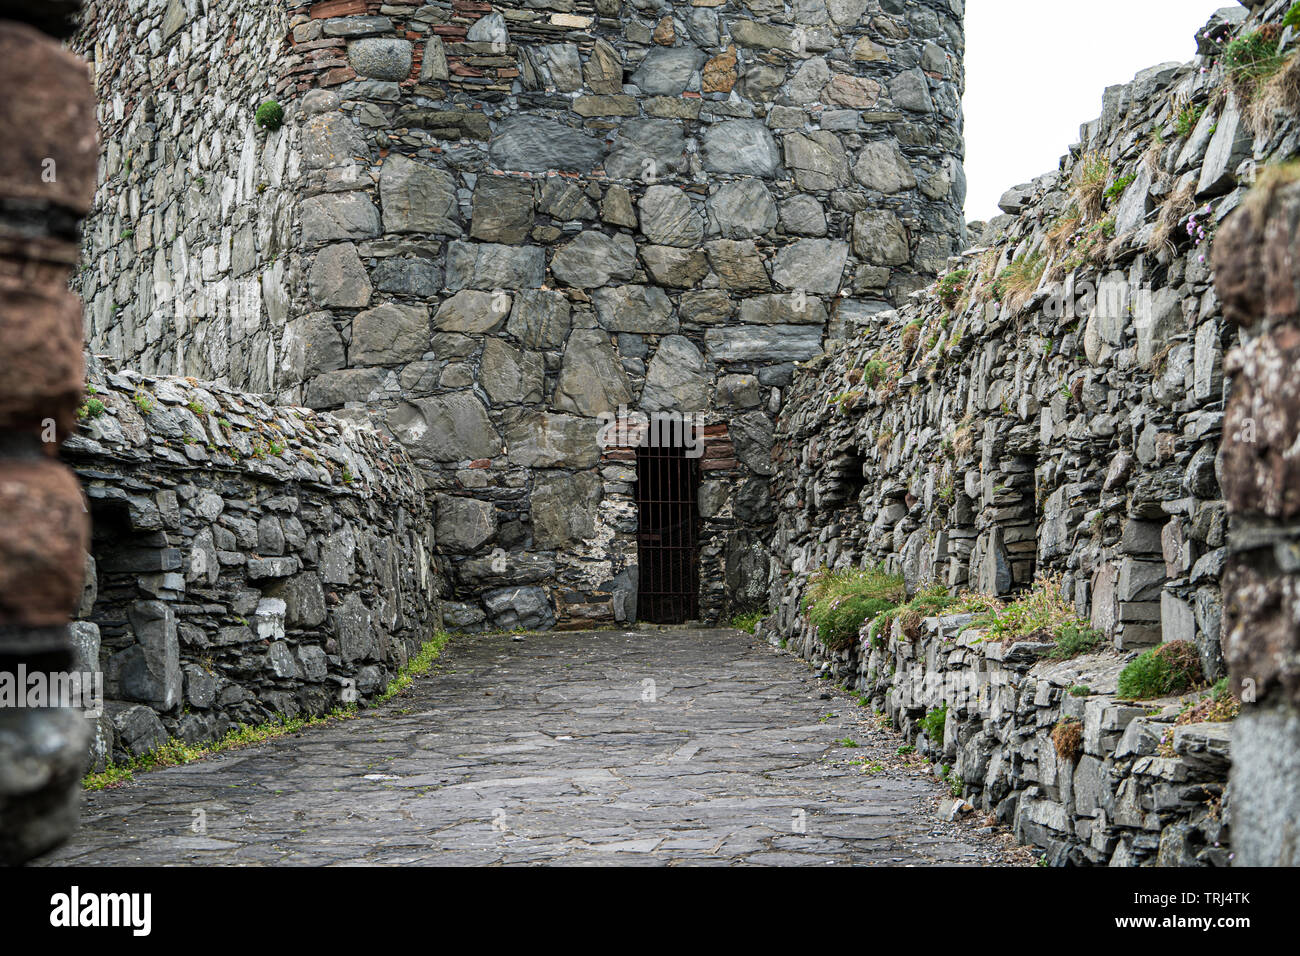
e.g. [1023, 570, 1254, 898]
[0, 1, 97, 864]
[1212, 176, 1300, 867]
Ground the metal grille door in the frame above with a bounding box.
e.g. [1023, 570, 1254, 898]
[635, 442, 700, 624]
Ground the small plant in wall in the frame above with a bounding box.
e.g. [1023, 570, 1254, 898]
[255, 99, 285, 131]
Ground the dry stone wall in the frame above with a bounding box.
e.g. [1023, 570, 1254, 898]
[73, 0, 967, 629]
[67, 354, 445, 770]
[765, 0, 1295, 864]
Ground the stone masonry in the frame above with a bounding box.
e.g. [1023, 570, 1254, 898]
[70, 0, 967, 630]
[67, 354, 445, 769]
[763, 0, 1298, 864]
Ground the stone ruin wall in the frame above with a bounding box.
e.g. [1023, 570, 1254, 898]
[71, 0, 967, 630]
[764, 0, 1300, 865]
[67, 355, 445, 770]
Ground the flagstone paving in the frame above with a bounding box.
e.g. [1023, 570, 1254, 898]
[37, 628, 1029, 866]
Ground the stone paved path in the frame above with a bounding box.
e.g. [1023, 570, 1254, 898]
[38, 628, 1025, 866]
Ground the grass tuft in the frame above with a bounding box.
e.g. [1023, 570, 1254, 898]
[803, 564, 905, 652]
[85, 632, 451, 790]
[1117, 640, 1205, 700]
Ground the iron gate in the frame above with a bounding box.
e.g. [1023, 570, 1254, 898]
[634, 441, 700, 624]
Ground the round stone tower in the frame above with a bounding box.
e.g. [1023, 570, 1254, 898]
[73, 0, 966, 630]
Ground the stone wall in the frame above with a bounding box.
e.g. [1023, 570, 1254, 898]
[72, 0, 967, 628]
[67, 355, 445, 770]
[764, 1, 1297, 863]
[784, 611, 1231, 865]
[71, 0, 298, 390]
[0, 5, 98, 865]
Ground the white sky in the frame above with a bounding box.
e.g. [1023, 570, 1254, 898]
[963, 0, 1230, 220]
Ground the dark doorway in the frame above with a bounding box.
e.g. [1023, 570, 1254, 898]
[635, 442, 700, 624]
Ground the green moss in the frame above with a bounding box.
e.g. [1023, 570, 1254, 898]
[1049, 621, 1104, 660]
[860, 358, 889, 388]
[1104, 174, 1136, 203]
[255, 99, 285, 131]
[1117, 640, 1205, 700]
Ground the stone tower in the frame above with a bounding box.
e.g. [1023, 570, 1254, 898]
[72, 0, 966, 630]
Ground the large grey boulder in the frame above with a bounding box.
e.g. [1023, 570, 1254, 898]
[351, 303, 429, 366]
[483, 586, 554, 630]
[301, 192, 382, 244]
[445, 241, 545, 290]
[704, 324, 823, 362]
[551, 231, 637, 288]
[770, 239, 849, 295]
[592, 285, 676, 333]
[481, 338, 544, 404]
[702, 120, 781, 177]
[489, 115, 606, 173]
[784, 131, 849, 190]
[434, 290, 511, 334]
[553, 330, 633, 416]
[386, 393, 501, 461]
[630, 46, 705, 95]
[852, 210, 910, 265]
[470, 175, 535, 243]
[507, 290, 572, 349]
[348, 38, 413, 80]
[638, 185, 704, 247]
[308, 243, 372, 308]
[708, 179, 778, 238]
[436, 495, 497, 552]
[380, 154, 461, 235]
[505, 411, 603, 468]
[642, 336, 710, 412]
[852, 139, 917, 193]
[532, 471, 602, 549]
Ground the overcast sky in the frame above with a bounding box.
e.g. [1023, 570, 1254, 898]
[962, 0, 1229, 221]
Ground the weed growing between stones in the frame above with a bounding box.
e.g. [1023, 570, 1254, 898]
[1051, 718, 1084, 762]
[936, 268, 971, 311]
[729, 610, 764, 634]
[994, 251, 1046, 312]
[1070, 152, 1111, 222]
[376, 630, 450, 703]
[920, 704, 947, 749]
[1247, 52, 1300, 135]
[84, 632, 451, 790]
[964, 574, 1100, 659]
[802, 564, 905, 652]
[1117, 640, 1206, 700]
[1222, 25, 1287, 97]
